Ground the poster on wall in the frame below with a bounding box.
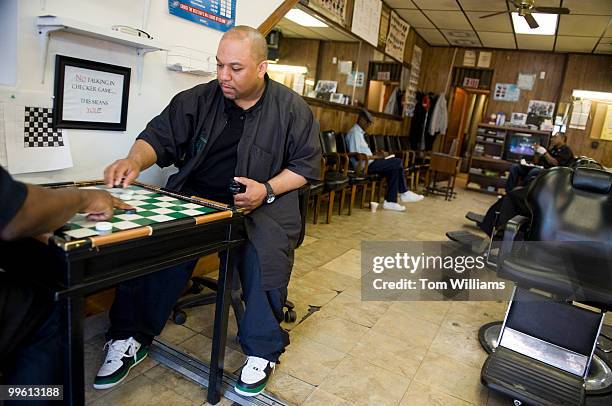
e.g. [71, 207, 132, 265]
[517, 73, 535, 90]
[168, 0, 236, 32]
[493, 83, 520, 102]
[2, 100, 73, 174]
[405, 45, 422, 117]
[385, 11, 410, 61]
[53, 56, 131, 131]
[351, 0, 382, 47]
[600, 104, 612, 141]
[309, 0, 347, 25]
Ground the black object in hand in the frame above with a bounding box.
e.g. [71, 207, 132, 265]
[229, 180, 246, 195]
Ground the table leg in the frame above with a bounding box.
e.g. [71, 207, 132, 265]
[207, 244, 236, 404]
[62, 295, 85, 406]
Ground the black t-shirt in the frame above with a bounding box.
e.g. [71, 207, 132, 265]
[182, 99, 246, 204]
[0, 166, 27, 232]
[546, 144, 574, 168]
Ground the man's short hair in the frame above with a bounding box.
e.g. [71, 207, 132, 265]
[221, 25, 268, 63]
[359, 108, 374, 123]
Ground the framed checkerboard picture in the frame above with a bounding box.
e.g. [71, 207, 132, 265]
[53, 55, 131, 131]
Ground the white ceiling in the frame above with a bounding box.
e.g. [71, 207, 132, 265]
[389, 0, 612, 53]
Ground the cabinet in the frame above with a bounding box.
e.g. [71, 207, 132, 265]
[466, 123, 551, 195]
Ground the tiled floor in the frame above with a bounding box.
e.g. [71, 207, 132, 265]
[84, 178, 517, 405]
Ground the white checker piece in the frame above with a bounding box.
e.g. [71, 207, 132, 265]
[148, 214, 175, 222]
[112, 221, 141, 230]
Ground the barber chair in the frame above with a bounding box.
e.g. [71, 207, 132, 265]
[171, 185, 312, 325]
[318, 131, 349, 224]
[480, 167, 612, 405]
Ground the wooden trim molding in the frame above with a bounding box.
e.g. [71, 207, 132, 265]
[257, 0, 299, 36]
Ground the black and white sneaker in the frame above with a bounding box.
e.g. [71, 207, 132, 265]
[93, 337, 148, 389]
[234, 356, 275, 397]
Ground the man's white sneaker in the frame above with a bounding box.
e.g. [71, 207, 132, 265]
[400, 191, 424, 203]
[235, 356, 275, 397]
[93, 337, 148, 390]
[382, 201, 406, 211]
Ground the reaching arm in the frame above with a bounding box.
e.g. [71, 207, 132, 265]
[104, 140, 158, 188]
[1, 186, 130, 241]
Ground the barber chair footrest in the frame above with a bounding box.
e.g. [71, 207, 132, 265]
[482, 347, 585, 406]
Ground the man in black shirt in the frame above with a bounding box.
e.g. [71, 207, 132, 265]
[0, 166, 125, 402]
[97, 26, 320, 396]
[505, 133, 574, 192]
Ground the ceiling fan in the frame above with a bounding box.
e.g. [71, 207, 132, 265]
[480, 0, 570, 29]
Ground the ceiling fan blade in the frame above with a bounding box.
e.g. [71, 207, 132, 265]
[479, 10, 509, 19]
[524, 13, 539, 29]
[534, 7, 571, 14]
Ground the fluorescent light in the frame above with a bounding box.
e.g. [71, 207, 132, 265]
[267, 64, 308, 74]
[285, 9, 328, 28]
[572, 90, 612, 101]
[511, 12, 557, 35]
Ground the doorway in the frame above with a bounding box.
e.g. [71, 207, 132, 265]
[442, 87, 489, 171]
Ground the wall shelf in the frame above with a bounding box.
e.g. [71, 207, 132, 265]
[37, 14, 166, 92]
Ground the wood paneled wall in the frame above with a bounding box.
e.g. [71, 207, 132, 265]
[420, 46, 612, 166]
[485, 50, 566, 118]
[560, 54, 612, 166]
[316, 40, 374, 105]
[277, 37, 320, 83]
[306, 97, 402, 135]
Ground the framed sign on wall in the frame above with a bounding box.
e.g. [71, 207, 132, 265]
[53, 55, 131, 131]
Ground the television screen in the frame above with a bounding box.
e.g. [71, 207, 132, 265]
[508, 134, 536, 156]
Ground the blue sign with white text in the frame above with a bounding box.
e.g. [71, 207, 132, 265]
[168, 0, 236, 32]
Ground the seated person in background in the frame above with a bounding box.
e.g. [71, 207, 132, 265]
[0, 165, 125, 403]
[505, 133, 574, 192]
[346, 108, 423, 212]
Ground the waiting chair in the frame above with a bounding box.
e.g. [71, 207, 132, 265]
[318, 131, 349, 224]
[424, 152, 460, 200]
[335, 132, 378, 214]
[481, 167, 612, 405]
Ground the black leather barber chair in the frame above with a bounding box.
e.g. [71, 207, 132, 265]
[480, 167, 612, 405]
[318, 130, 349, 224]
[171, 185, 312, 325]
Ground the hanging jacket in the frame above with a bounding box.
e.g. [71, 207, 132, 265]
[428, 94, 448, 136]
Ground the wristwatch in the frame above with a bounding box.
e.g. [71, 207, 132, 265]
[264, 182, 276, 204]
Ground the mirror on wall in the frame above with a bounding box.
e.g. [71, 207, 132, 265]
[267, 5, 365, 107]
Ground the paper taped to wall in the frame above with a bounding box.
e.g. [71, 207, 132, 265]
[3, 102, 73, 174]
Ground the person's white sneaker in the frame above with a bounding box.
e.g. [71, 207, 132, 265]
[400, 191, 424, 203]
[235, 356, 275, 396]
[382, 200, 406, 211]
[94, 337, 148, 389]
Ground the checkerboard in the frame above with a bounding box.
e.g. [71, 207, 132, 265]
[60, 184, 217, 240]
[23, 106, 64, 148]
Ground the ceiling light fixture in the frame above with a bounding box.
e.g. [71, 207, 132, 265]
[285, 9, 328, 28]
[511, 12, 557, 35]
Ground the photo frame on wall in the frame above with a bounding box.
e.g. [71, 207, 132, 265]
[53, 55, 131, 131]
